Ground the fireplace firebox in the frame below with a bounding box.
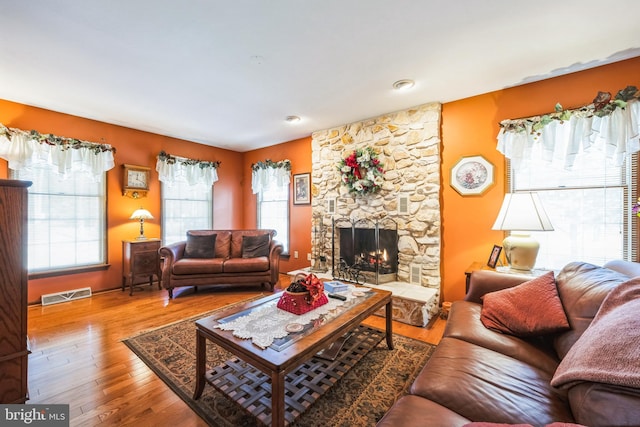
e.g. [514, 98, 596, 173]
[332, 217, 398, 284]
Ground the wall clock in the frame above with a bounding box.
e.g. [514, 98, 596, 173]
[123, 164, 150, 198]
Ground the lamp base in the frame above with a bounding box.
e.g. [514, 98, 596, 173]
[503, 232, 540, 271]
[136, 219, 147, 241]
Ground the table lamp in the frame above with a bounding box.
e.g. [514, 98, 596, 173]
[130, 208, 154, 240]
[491, 192, 553, 271]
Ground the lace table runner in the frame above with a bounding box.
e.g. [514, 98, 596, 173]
[214, 290, 362, 349]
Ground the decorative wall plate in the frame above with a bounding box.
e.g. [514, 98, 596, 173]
[450, 155, 495, 196]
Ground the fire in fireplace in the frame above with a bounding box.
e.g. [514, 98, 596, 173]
[332, 218, 398, 284]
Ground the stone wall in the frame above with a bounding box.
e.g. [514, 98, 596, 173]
[310, 102, 442, 293]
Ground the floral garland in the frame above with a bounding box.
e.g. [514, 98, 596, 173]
[338, 147, 384, 195]
[158, 150, 220, 169]
[0, 123, 115, 154]
[251, 158, 291, 171]
[499, 85, 639, 135]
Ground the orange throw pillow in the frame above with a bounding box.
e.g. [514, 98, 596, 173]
[480, 271, 569, 337]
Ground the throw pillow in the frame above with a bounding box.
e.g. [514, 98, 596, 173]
[480, 271, 570, 337]
[184, 233, 216, 258]
[241, 234, 270, 258]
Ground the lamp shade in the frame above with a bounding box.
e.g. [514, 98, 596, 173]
[129, 208, 154, 220]
[492, 193, 553, 271]
[491, 193, 553, 231]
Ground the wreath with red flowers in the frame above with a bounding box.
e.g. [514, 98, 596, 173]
[337, 147, 385, 195]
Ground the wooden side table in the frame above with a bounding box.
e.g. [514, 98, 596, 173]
[464, 261, 550, 293]
[122, 239, 162, 296]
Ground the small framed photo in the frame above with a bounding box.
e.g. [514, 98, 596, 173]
[450, 155, 495, 196]
[487, 245, 502, 268]
[293, 173, 311, 205]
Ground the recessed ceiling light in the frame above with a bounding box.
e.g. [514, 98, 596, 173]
[250, 55, 265, 65]
[392, 79, 415, 91]
[285, 115, 301, 123]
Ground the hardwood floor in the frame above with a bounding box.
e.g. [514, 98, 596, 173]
[27, 276, 446, 426]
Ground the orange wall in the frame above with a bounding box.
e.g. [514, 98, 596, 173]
[242, 137, 313, 273]
[0, 99, 244, 303]
[441, 56, 640, 302]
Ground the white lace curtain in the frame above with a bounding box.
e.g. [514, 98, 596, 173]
[0, 123, 115, 180]
[155, 151, 219, 187]
[497, 90, 640, 168]
[251, 159, 291, 194]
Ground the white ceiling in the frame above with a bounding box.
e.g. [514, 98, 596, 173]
[1, 1, 640, 152]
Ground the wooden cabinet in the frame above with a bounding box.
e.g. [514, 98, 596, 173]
[0, 179, 31, 403]
[122, 239, 162, 296]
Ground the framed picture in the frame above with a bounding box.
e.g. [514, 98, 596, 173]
[487, 244, 502, 268]
[450, 155, 495, 196]
[293, 173, 311, 205]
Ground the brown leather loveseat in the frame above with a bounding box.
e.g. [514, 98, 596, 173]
[377, 260, 640, 427]
[159, 229, 283, 298]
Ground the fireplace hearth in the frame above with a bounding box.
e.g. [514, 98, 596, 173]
[332, 217, 398, 285]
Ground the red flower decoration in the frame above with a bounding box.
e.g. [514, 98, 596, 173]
[302, 273, 324, 303]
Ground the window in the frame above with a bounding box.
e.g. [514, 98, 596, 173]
[161, 181, 213, 244]
[257, 184, 289, 254]
[509, 147, 637, 270]
[11, 164, 106, 272]
[251, 159, 291, 254]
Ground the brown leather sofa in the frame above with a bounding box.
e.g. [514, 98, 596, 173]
[159, 229, 283, 298]
[377, 260, 640, 427]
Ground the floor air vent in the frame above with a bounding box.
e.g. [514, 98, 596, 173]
[42, 287, 92, 306]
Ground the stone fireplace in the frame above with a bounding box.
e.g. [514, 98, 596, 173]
[310, 102, 442, 325]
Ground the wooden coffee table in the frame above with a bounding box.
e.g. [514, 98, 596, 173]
[193, 288, 393, 426]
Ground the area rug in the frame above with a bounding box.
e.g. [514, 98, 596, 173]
[122, 307, 436, 426]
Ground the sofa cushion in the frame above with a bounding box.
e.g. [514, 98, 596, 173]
[565, 382, 640, 427]
[241, 233, 270, 258]
[376, 395, 471, 427]
[445, 301, 559, 374]
[223, 257, 269, 273]
[214, 231, 231, 258]
[480, 272, 569, 337]
[172, 257, 224, 275]
[553, 262, 629, 359]
[603, 259, 640, 278]
[184, 232, 216, 258]
[410, 337, 574, 425]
